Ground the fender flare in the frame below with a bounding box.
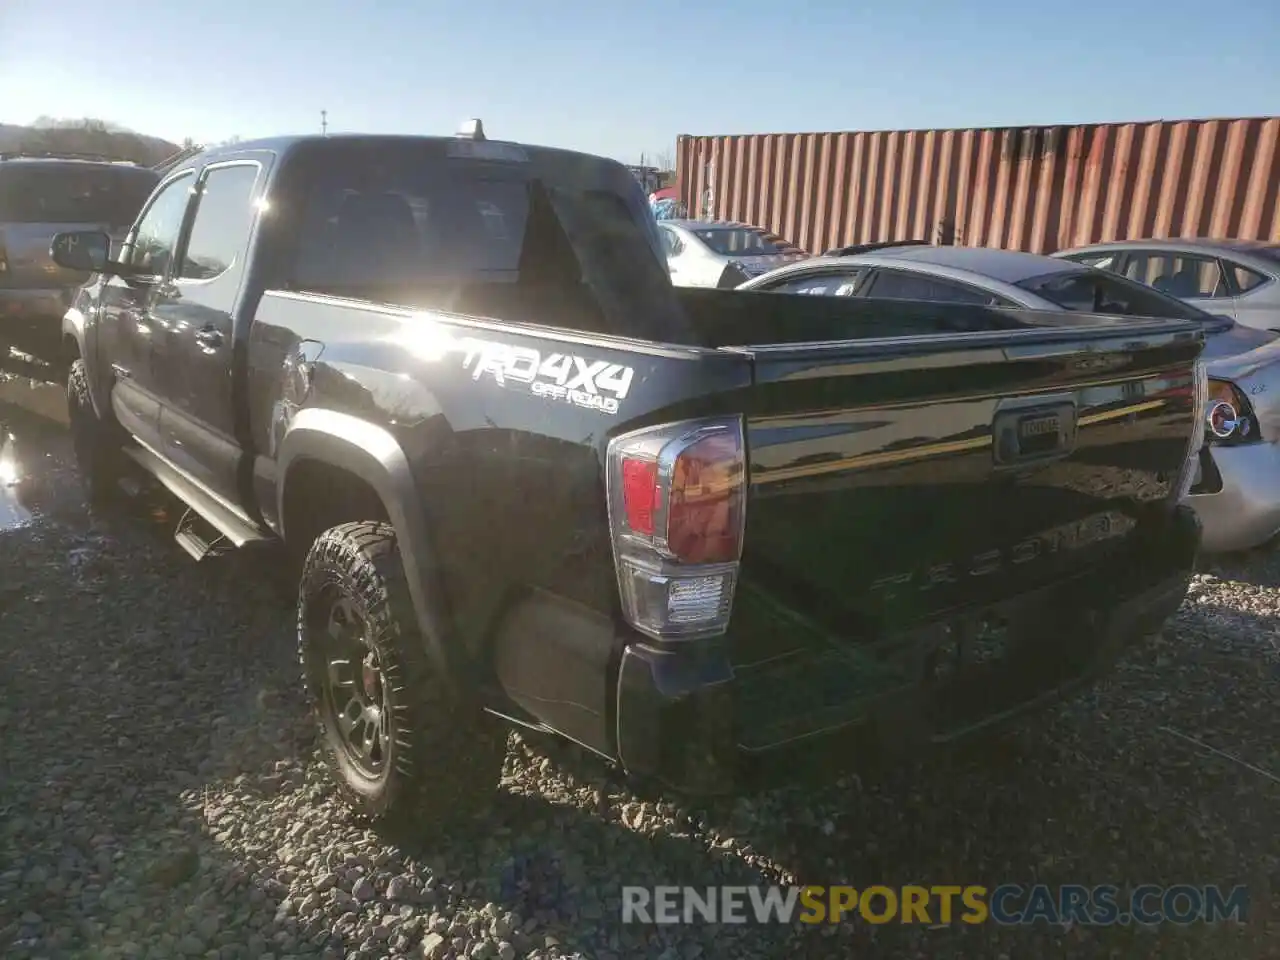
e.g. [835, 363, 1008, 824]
[277, 408, 459, 685]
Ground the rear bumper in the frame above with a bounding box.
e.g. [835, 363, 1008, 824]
[1187, 441, 1280, 552]
[613, 503, 1201, 795]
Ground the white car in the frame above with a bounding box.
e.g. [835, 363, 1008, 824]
[1052, 239, 1280, 333]
[656, 219, 808, 288]
[740, 242, 1280, 554]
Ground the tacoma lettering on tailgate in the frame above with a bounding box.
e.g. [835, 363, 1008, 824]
[870, 511, 1136, 599]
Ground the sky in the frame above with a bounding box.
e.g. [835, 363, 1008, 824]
[2, 0, 1279, 165]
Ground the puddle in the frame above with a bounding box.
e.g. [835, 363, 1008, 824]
[0, 431, 33, 530]
[0, 350, 71, 531]
[0, 351, 67, 427]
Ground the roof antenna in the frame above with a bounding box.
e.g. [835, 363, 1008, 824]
[321, 110, 328, 137]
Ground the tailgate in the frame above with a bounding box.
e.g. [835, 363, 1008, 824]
[730, 321, 1203, 660]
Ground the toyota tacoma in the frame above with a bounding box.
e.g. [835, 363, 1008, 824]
[51, 122, 1207, 825]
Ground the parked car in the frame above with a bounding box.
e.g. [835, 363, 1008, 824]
[0, 152, 158, 362]
[50, 129, 1202, 825]
[739, 242, 1280, 553]
[1053, 239, 1280, 333]
[657, 219, 808, 288]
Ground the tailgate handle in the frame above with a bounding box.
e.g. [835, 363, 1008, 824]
[992, 401, 1077, 468]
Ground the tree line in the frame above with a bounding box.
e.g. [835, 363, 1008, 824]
[10, 118, 187, 166]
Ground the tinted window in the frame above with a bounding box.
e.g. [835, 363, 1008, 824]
[767, 270, 864, 296]
[1017, 270, 1202, 319]
[124, 173, 194, 276]
[288, 147, 677, 336]
[1066, 252, 1120, 272]
[1122, 252, 1227, 298]
[866, 269, 996, 305]
[1228, 262, 1269, 293]
[0, 163, 157, 226]
[179, 164, 260, 280]
[692, 227, 794, 256]
[660, 227, 683, 256]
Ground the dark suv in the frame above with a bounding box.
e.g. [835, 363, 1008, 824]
[0, 153, 158, 362]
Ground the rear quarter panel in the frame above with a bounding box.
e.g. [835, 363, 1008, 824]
[248, 291, 751, 657]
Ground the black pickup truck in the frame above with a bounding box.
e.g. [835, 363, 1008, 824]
[50, 123, 1207, 825]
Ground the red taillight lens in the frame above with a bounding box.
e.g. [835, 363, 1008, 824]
[606, 417, 747, 641]
[621, 458, 658, 535]
[667, 433, 744, 564]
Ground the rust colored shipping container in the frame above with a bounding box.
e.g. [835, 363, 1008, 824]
[675, 117, 1280, 256]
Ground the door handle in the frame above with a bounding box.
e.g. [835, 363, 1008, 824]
[194, 327, 224, 350]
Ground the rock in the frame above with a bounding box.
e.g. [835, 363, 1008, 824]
[145, 848, 200, 887]
[421, 933, 448, 959]
[352, 877, 376, 902]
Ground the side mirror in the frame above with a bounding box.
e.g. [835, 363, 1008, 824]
[50, 230, 112, 274]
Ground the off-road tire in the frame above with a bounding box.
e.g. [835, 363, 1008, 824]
[297, 520, 506, 828]
[66, 358, 128, 508]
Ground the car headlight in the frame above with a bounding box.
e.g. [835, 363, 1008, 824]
[1205, 379, 1261, 445]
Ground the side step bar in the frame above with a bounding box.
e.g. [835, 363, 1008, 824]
[174, 507, 233, 561]
[122, 443, 271, 552]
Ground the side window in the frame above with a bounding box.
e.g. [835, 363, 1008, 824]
[1124, 252, 1227, 299]
[1067, 252, 1120, 273]
[1227, 262, 1269, 294]
[124, 173, 195, 277]
[1020, 271, 1198, 319]
[179, 164, 261, 281]
[866, 269, 995, 305]
[768, 270, 865, 296]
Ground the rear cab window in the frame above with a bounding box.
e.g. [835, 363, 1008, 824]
[282, 139, 679, 337]
[0, 162, 158, 227]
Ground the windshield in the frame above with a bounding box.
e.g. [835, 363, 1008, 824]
[692, 226, 793, 256]
[0, 163, 158, 226]
[1016, 268, 1223, 325]
[288, 145, 680, 338]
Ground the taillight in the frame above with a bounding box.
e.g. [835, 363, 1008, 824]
[1204, 378, 1260, 446]
[606, 416, 746, 641]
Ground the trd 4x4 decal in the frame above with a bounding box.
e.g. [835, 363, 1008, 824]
[459, 336, 635, 415]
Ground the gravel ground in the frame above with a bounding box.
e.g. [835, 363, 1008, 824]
[0, 359, 1277, 959]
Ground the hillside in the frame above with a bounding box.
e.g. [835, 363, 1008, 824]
[0, 120, 183, 167]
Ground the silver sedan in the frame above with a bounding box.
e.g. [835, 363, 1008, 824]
[1053, 238, 1280, 333]
[738, 243, 1280, 553]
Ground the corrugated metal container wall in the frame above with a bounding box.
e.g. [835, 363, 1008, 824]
[675, 117, 1280, 255]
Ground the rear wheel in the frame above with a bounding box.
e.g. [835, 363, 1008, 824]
[66, 359, 127, 508]
[297, 521, 506, 827]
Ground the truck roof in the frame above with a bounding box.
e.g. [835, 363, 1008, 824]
[179, 133, 633, 177]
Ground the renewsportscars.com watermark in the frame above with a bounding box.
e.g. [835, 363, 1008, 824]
[621, 884, 1250, 926]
